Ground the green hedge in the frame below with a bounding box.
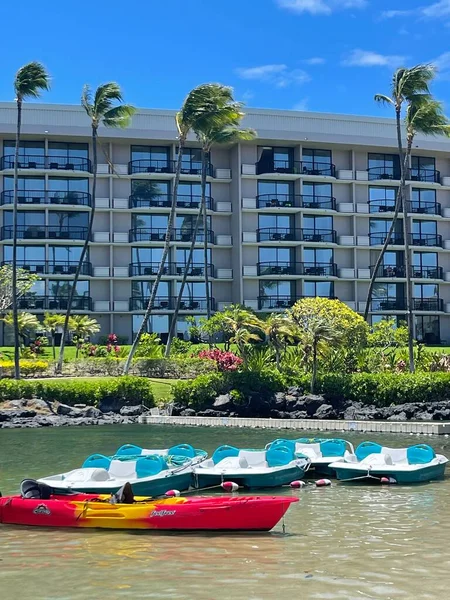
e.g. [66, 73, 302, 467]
[0, 376, 155, 408]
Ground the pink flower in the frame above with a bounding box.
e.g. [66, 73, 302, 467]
[197, 349, 242, 371]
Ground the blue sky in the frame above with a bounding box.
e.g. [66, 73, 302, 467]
[2, 0, 450, 118]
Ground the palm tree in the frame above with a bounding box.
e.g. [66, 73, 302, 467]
[12, 62, 50, 379]
[364, 65, 436, 372]
[68, 314, 101, 358]
[164, 86, 256, 356]
[1, 311, 40, 348]
[56, 83, 135, 373]
[261, 313, 295, 369]
[43, 313, 65, 359]
[220, 304, 263, 365]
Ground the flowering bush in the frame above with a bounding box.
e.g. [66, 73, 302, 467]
[197, 349, 242, 372]
[29, 336, 48, 356]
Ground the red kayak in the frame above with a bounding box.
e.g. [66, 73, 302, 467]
[0, 488, 298, 532]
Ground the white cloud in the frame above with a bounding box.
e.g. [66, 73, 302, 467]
[303, 57, 326, 65]
[235, 64, 310, 87]
[342, 49, 406, 68]
[277, 0, 366, 15]
[422, 0, 450, 17]
[381, 9, 414, 18]
[293, 98, 309, 111]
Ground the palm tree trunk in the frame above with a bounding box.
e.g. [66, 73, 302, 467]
[12, 99, 22, 379]
[403, 139, 415, 372]
[201, 149, 212, 347]
[56, 125, 98, 373]
[52, 332, 56, 360]
[311, 338, 318, 394]
[123, 139, 185, 374]
[275, 347, 280, 370]
[164, 208, 203, 357]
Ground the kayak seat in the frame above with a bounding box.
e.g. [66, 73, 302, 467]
[320, 439, 346, 457]
[168, 443, 196, 459]
[82, 454, 112, 470]
[266, 445, 295, 468]
[21, 479, 52, 500]
[407, 444, 436, 465]
[355, 442, 383, 462]
[212, 445, 239, 465]
[115, 444, 143, 457]
[136, 455, 167, 478]
[267, 439, 296, 454]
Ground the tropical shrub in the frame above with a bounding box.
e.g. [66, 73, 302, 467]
[197, 349, 242, 371]
[0, 359, 49, 377]
[134, 333, 164, 358]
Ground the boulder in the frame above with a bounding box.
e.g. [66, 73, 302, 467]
[284, 394, 298, 404]
[289, 410, 308, 420]
[196, 409, 228, 418]
[301, 394, 325, 416]
[415, 411, 434, 421]
[287, 386, 302, 397]
[0, 409, 37, 422]
[432, 409, 450, 420]
[270, 410, 292, 419]
[119, 405, 143, 417]
[314, 404, 337, 420]
[273, 392, 286, 409]
[180, 408, 196, 417]
[387, 411, 407, 421]
[213, 394, 232, 410]
[57, 404, 81, 417]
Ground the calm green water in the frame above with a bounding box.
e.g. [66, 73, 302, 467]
[1, 425, 450, 600]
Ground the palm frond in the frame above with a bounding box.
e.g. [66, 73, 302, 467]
[205, 126, 256, 148]
[374, 94, 394, 106]
[81, 81, 135, 129]
[94, 82, 123, 116]
[393, 64, 435, 102]
[81, 84, 94, 119]
[102, 104, 136, 128]
[406, 97, 450, 138]
[14, 62, 50, 100]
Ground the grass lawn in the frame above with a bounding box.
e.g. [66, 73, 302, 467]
[0, 346, 132, 361]
[148, 378, 179, 403]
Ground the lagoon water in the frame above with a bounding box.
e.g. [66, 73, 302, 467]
[1, 425, 450, 599]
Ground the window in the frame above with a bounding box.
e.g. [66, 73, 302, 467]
[132, 280, 169, 298]
[132, 214, 168, 230]
[131, 180, 169, 197]
[176, 248, 210, 265]
[132, 247, 164, 264]
[258, 214, 292, 230]
[47, 178, 89, 193]
[258, 247, 293, 263]
[131, 145, 170, 167]
[379, 251, 404, 277]
[368, 153, 400, 180]
[412, 220, 438, 245]
[371, 315, 401, 327]
[304, 281, 334, 297]
[48, 280, 89, 297]
[4, 245, 45, 263]
[368, 186, 397, 213]
[132, 315, 169, 339]
[4, 210, 45, 227]
[411, 188, 437, 214]
[413, 252, 439, 278]
[48, 142, 88, 159]
[259, 280, 294, 298]
[176, 316, 203, 340]
[303, 248, 333, 264]
[48, 246, 84, 263]
[178, 182, 211, 207]
[371, 282, 404, 310]
[4, 176, 45, 191]
[411, 156, 436, 182]
[303, 215, 332, 230]
[415, 315, 440, 343]
[414, 283, 438, 299]
[302, 149, 332, 175]
[4, 140, 44, 158]
[176, 214, 211, 231]
[257, 147, 294, 174]
[47, 212, 89, 229]
[176, 281, 210, 298]
[303, 182, 332, 200]
[369, 218, 402, 244]
[180, 148, 205, 174]
[257, 181, 294, 203]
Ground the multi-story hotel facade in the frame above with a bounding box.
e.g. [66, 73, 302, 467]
[1, 102, 450, 344]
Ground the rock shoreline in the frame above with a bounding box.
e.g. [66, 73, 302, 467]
[0, 399, 148, 429]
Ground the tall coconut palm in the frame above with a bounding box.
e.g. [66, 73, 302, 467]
[164, 91, 255, 356]
[363, 65, 436, 372]
[12, 62, 50, 379]
[56, 83, 135, 373]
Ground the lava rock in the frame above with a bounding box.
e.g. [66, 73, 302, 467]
[119, 405, 143, 417]
[0, 409, 37, 422]
[289, 410, 308, 420]
[180, 408, 196, 417]
[213, 394, 232, 410]
[302, 394, 325, 416]
[314, 404, 337, 420]
[387, 411, 407, 421]
[287, 386, 302, 397]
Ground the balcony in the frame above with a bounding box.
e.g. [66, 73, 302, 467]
[0, 155, 92, 173]
[256, 228, 337, 243]
[129, 194, 213, 210]
[128, 262, 214, 277]
[17, 295, 93, 311]
[128, 159, 214, 177]
[128, 228, 215, 244]
[408, 168, 440, 184]
[1, 260, 92, 276]
[370, 298, 443, 311]
[256, 194, 336, 210]
[1, 226, 88, 241]
[368, 167, 400, 181]
[255, 160, 335, 177]
[408, 201, 441, 215]
[258, 296, 298, 310]
[370, 265, 444, 279]
[257, 262, 338, 276]
[1, 190, 92, 207]
[369, 233, 404, 246]
[368, 198, 398, 213]
[129, 296, 215, 311]
[410, 233, 442, 247]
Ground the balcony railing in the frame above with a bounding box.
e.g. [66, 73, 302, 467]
[17, 295, 93, 311]
[409, 201, 441, 215]
[408, 168, 440, 183]
[256, 228, 337, 243]
[0, 155, 92, 172]
[129, 228, 215, 243]
[129, 194, 213, 210]
[1, 260, 92, 276]
[367, 167, 400, 181]
[370, 298, 443, 311]
[368, 198, 399, 213]
[128, 262, 214, 277]
[370, 265, 444, 279]
[1, 190, 92, 207]
[258, 296, 299, 310]
[128, 159, 214, 177]
[255, 160, 335, 177]
[369, 233, 404, 246]
[129, 296, 215, 311]
[1, 226, 88, 241]
[411, 233, 442, 247]
[256, 194, 336, 210]
[257, 262, 338, 276]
